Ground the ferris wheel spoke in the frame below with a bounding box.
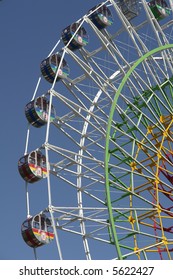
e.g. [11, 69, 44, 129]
[51, 90, 108, 135]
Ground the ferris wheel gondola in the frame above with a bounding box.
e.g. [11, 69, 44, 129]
[148, 0, 171, 20]
[88, 3, 113, 29]
[118, 0, 140, 20]
[21, 214, 54, 248]
[40, 53, 70, 83]
[62, 22, 89, 50]
[25, 96, 56, 128]
[18, 150, 47, 183]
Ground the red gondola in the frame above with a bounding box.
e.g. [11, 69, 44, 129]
[21, 214, 54, 248]
[18, 150, 47, 183]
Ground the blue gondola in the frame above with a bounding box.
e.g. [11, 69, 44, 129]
[18, 150, 47, 183]
[25, 96, 56, 128]
[148, 0, 171, 20]
[88, 3, 113, 29]
[62, 22, 89, 50]
[21, 214, 54, 248]
[40, 53, 70, 83]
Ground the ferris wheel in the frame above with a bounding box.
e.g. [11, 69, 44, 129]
[18, 0, 173, 260]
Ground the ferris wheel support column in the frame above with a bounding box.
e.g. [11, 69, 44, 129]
[31, 77, 42, 101]
[44, 91, 54, 206]
[43, 88, 63, 259]
[44, 147, 52, 207]
[49, 207, 63, 260]
[169, 0, 173, 11]
[76, 163, 91, 260]
[33, 248, 38, 260]
[24, 125, 31, 219]
[25, 182, 30, 218]
[76, 89, 103, 260]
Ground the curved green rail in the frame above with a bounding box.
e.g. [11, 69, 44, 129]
[105, 44, 173, 259]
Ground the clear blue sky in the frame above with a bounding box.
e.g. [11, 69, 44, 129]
[0, 0, 101, 260]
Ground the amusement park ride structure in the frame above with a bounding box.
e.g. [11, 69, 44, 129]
[18, 0, 173, 260]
